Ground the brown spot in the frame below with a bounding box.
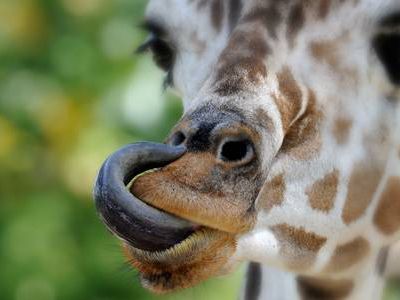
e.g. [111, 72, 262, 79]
[280, 90, 322, 160]
[342, 122, 391, 223]
[310, 40, 339, 67]
[376, 246, 390, 276]
[211, 0, 224, 32]
[213, 29, 269, 96]
[332, 117, 352, 145]
[297, 276, 354, 300]
[318, 0, 331, 20]
[214, 56, 268, 96]
[306, 170, 339, 213]
[275, 67, 303, 131]
[189, 0, 208, 10]
[228, 0, 242, 31]
[373, 176, 400, 235]
[256, 174, 285, 212]
[342, 162, 385, 224]
[243, 5, 282, 39]
[223, 29, 271, 60]
[309, 34, 358, 84]
[324, 237, 370, 273]
[272, 224, 327, 270]
[287, 2, 305, 48]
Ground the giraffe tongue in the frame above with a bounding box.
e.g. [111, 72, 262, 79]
[93, 142, 196, 252]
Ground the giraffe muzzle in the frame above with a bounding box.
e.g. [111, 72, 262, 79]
[93, 142, 196, 252]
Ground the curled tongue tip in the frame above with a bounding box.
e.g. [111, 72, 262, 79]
[94, 142, 194, 252]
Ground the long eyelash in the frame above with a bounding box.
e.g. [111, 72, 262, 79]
[136, 20, 175, 89]
[163, 71, 174, 90]
[135, 36, 155, 54]
[136, 40, 175, 89]
[139, 20, 166, 37]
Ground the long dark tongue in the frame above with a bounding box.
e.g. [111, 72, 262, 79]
[94, 142, 195, 252]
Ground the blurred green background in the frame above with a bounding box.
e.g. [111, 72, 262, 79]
[0, 1, 398, 300]
[0, 0, 243, 299]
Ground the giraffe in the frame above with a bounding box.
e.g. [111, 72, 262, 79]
[93, 0, 400, 299]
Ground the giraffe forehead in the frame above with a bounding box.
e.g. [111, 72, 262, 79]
[146, 0, 372, 99]
[146, 0, 244, 34]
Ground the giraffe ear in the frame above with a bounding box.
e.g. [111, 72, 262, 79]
[373, 12, 400, 85]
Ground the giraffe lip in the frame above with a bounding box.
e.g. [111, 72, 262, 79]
[128, 171, 206, 253]
[127, 224, 207, 257]
[126, 226, 217, 263]
[94, 142, 197, 252]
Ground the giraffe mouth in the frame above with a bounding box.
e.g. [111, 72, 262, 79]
[93, 142, 200, 252]
[94, 141, 248, 293]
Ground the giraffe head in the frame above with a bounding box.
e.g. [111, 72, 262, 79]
[94, 0, 400, 294]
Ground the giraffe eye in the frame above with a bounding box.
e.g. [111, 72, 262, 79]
[373, 12, 400, 85]
[137, 33, 175, 88]
[137, 36, 175, 73]
[137, 20, 175, 88]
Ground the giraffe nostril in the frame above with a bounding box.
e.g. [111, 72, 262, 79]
[170, 131, 186, 146]
[218, 139, 255, 164]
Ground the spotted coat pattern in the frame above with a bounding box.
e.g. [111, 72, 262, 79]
[123, 0, 400, 299]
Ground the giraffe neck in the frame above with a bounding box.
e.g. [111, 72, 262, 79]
[240, 249, 388, 300]
[241, 265, 385, 300]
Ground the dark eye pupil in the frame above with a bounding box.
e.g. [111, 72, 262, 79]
[150, 39, 174, 72]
